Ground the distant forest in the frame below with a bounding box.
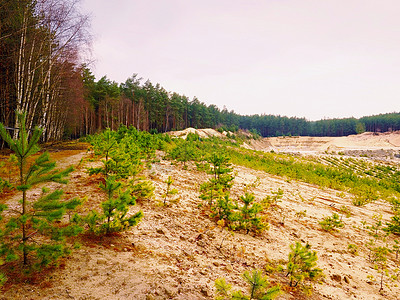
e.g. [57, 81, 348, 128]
[73, 71, 400, 138]
[1, 0, 400, 145]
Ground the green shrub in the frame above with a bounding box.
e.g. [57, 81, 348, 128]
[347, 244, 358, 255]
[231, 193, 269, 234]
[0, 178, 13, 193]
[385, 212, 400, 236]
[210, 195, 235, 223]
[199, 152, 234, 207]
[167, 139, 199, 167]
[263, 188, 284, 207]
[0, 272, 6, 288]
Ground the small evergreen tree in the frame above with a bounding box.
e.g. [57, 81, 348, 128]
[233, 193, 269, 234]
[263, 188, 284, 207]
[215, 269, 281, 300]
[106, 148, 136, 179]
[168, 139, 198, 168]
[84, 176, 143, 234]
[371, 246, 390, 292]
[208, 153, 234, 189]
[286, 241, 324, 288]
[0, 112, 82, 269]
[0, 272, 6, 288]
[199, 178, 225, 207]
[129, 179, 155, 202]
[199, 152, 234, 207]
[319, 213, 344, 232]
[385, 212, 400, 236]
[162, 176, 178, 206]
[211, 195, 235, 224]
[89, 128, 118, 176]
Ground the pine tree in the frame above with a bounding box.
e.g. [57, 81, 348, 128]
[84, 176, 143, 234]
[211, 194, 235, 224]
[235, 193, 268, 234]
[319, 213, 344, 232]
[385, 212, 400, 235]
[215, 269, 281, 300]
[162, 176, 178, 206]
[88, 128, 118, 176]
[168, 138, 198, 168]
[208, 153, 234, 189]
[199, 152, 234, 207]
[286, 241, 324, 288]
[0, 112, 82, 269]
[371, 246, 389, 292]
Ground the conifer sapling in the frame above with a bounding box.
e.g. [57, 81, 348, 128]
[286, 241, 324, 288]
[162, 176, 179, 206]
[84, 175, 143, 234]
[0, 112, 82, 269]
[215, 269, 281, 300]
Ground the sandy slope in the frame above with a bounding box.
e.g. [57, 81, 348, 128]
[168, 128, 226, 140]
[167, 128, 400, 157]
[249, 131, 400, 154]
[1, 144, 399, 299]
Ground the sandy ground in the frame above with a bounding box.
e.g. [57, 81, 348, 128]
[249, 131, 400, 154]
[168, 128, 400, 159]
[1, 136, 400, 299]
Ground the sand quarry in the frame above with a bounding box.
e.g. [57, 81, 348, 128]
[1, 130, 400, 299]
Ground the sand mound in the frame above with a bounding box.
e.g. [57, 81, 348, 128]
[168, 128, 225, 139]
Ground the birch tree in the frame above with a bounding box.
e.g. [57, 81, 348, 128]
[0, 0, 90, 142]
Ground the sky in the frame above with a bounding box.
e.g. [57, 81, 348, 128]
[80, 0, 400, 121]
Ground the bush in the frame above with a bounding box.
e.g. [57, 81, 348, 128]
[385, 212, 400, 236]
[162, 176, 179, 206]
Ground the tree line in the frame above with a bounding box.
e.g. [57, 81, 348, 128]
[1, 0, 399, 146]
[74, 69, 400, 138]
[240, 113, 400, 137]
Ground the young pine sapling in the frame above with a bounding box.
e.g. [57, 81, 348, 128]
[234, 193, 269, 234]
[199, 152, 234, 207]
[162, 176, 179, 206]
[319, 213, 344, 232]
[286, 241, 324, 289]
[84, 175, 143, 234]
[215, 269, 281, 300]
[0, 112, 82, 269]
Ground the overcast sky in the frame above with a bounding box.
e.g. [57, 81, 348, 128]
[81, 0, 400, 121]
